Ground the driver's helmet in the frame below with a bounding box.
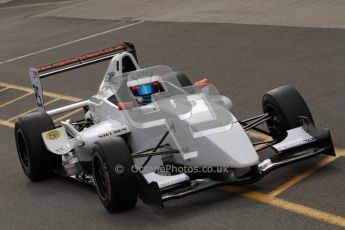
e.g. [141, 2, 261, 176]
[127, 69, 163, 105]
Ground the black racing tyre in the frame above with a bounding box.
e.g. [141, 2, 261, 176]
[14, 111, 61, 181]
[262, 85, 314, 141]
[92, 137, 137, 212]
[164, 71, 193, 87]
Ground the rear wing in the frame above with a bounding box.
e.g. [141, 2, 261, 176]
[29, 42, 137, 112]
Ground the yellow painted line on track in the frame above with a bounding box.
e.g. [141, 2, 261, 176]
[0, 82, 82, 102]
[221, 186, 345, 228]
[0, 107, 82, 127]
[0, 0, 82, 10]
[0, 82, 32, 93]
[268, 150, 344, 197]
[0, 119, 14, 128]
[7, 98, 61, 122]
[0, 86, 9, 93]
[0, 92, 32, 109]
[53, 108, 83, 123]
[43, 92, 81, 102]
[247, 130, 271, 141]
[335, 148, 345, 157]
[0, 102, 83, 128]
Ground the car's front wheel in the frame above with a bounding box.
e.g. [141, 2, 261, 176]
[262, 85, 314, 141]
[92, 137, 137, 212]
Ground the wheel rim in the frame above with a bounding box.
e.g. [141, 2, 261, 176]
[16, 131, 30, 171]
[266, 105, 286, 140]
[93, 155, 108, 200]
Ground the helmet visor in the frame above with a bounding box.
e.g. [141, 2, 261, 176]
[130, 82, 160, 96]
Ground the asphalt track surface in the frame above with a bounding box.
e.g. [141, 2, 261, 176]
[0, 1, 344, 230]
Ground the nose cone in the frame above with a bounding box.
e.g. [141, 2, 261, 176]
[194, 122, 259, 168]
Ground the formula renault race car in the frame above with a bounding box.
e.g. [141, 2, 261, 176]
[15, 42, 335, 212]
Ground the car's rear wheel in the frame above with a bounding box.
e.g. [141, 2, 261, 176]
[262, 85, 314, 141]
[14, 112, 61, 181]
[92, 137, 137, 212]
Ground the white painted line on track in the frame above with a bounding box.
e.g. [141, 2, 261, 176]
[0, 21, 144, 65]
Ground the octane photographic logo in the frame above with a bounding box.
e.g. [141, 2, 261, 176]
[46, 130, 61, 140]
[114, 164, 229, 174]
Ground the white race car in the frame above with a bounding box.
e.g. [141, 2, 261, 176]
[14, 42, 335, 212]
